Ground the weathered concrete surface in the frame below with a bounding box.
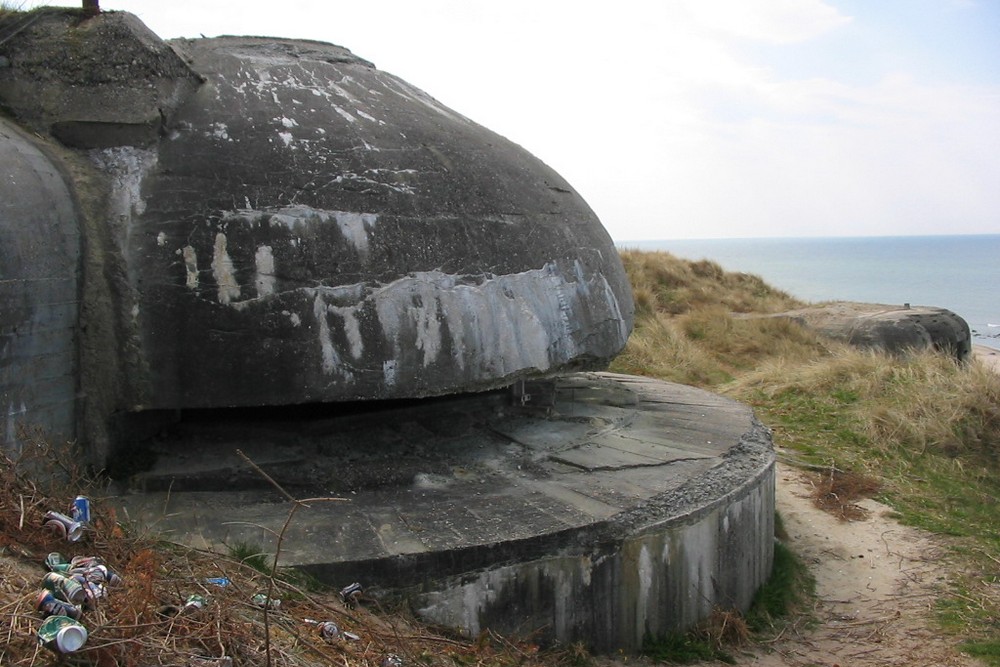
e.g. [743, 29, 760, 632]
[774, 302, 971, 361]
[0, 118, 80, 451]
[0, 10, 633, 461]
[116, 373, 775, 652]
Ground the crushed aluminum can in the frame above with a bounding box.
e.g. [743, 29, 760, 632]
[189, 657, 233, 667]
[69, 555, 102, 569]
[71, 496, 91, 524]
[382, 654, 404, 667]
[205, 577, 230, 587]
[73, 564, 122, 587]
[41, 572, 87, 605]
[43, 511, 85, 542]
[184, 594, 207, 612]
[45, 552, 70, 572]
[35, 590, 83, 620]
[251, 593, 280, 610]
[305, 618, 340, 641]
[339, 582, 363, 605]
[37, 615, 88, 653]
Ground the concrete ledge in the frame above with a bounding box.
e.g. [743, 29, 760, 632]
[116, 373, 775, 652]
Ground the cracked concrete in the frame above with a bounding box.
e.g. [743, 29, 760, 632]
[116, 372, 775, 651]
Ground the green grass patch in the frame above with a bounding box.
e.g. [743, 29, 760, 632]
[227, 540, 273, 574]
[961, 640, 1000, 665]
[642, 631, 735, 664]
[745, 539, 814, 632]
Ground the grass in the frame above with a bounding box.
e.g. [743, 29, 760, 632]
[614, 249, 1000, 664]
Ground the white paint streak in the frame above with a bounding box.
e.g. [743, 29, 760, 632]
[332, 211, 376, 256]
[313, 291, 341, 376]
[333, 105, 357, 123]
[211, 233, 241, 304]
[331, 306, 364, 359]
[254, 245, 276, 297]
[88, 147, 157, 250]
[182, 246, 199, 289]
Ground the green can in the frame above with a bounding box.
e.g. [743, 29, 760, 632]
[37, 615, 88, 653]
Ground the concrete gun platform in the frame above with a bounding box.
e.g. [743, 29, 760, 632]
[116, 372, 775, 651]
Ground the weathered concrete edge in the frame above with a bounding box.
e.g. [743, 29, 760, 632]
[298, 416, 776, 653]
[412, 430, 775, 652]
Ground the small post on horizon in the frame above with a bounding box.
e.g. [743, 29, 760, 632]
[82, 0, 99, 17]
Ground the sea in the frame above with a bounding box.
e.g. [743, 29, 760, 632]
[618, 234, 1000, 351]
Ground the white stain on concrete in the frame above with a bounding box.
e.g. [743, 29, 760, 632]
[355, 109, 384, 125]
[279, 116, 298, 128]
[209, 122, 230, 141]
[156, 231, 167, 247]
[254, 245, 276, 297]
[89, 147, 157, 249]
[333, 105, 357, 124]
[331, 211, 376, 256]
[312, 291, 343, 377]
[278, 131, 293, 147]
[382, 359, 397, 387]
[211, 233, 241, 305]
[182, 246, 198, 289]
[223, 206, 377, 257]
[331, 306, 364, 359]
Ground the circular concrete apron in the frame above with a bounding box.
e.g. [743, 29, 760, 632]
[116, 373, 775, 652]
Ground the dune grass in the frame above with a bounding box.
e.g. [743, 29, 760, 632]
[613, 249, 1000, 662]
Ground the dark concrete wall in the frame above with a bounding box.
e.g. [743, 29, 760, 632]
[0, 11, 634, 461]
[0, 119, 80, 454]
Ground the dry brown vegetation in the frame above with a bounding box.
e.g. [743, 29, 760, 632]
[0, 438, 583, 667]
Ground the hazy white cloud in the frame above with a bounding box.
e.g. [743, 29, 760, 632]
[681, 0, 852, 44]
[19, 0, 1000, 240]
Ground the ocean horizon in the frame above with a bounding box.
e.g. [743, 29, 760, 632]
[618, 234, 1000, 351]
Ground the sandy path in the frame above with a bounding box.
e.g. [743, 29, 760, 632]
[974, 344, 1000, 375]
[598, 461, 982, 667]
[711, 463, 981, 666]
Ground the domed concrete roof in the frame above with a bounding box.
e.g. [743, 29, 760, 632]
[0, 10, 633, 456]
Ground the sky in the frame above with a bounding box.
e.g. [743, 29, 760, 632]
[21, 0, 1000, 241]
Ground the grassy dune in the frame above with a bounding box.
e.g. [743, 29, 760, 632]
[612, 249, 1000, 661]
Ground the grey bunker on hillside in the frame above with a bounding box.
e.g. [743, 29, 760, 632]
[0, 9, 634, 464]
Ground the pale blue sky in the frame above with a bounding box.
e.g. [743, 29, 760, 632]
[22, 1, 1000, 240]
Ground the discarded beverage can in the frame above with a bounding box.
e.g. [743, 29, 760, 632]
[45, 552, 71, 572]
[189, 657, 233, 667]
[205, 577, 230, 587]
[69, 555, 102, 569]
[251, 593, 280, 610]
[339, 582, 363, 605]
[73, 564, 122, 587]
[184, 594, 207, 612]
[37, 615, 88, 653]
[306, 619, 339, 641]
[382, 654, 404, 667]
[71, 496, 91, 524]
[43, 511, 85, 542]
[35, 590, 83, 620]
[42, 572, 87, 605]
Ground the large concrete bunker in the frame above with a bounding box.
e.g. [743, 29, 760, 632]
[1, 9, 633, 462]
[0, 9, 774, 651]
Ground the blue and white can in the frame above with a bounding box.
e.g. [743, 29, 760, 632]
[71, 496, 91, 524]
